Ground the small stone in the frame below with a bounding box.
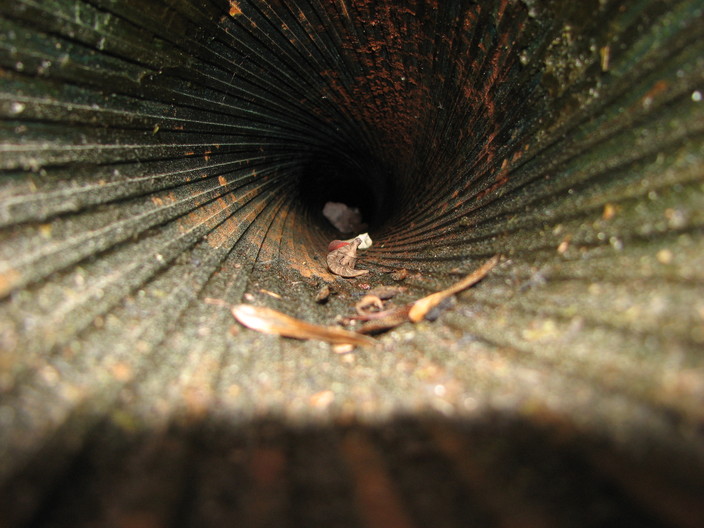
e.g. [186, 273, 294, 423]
[333, 343, 355, 354]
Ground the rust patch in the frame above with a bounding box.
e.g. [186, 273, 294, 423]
[228, 0, 243, 17]
[282, 235, 337, 282]
[602, 203, 617, 220]
[336, 0, 350, 20]
[201, 188, 267, 249]
[0, 268, 21, 297]
[318, 1, 436, 157]
[176, 182, 241, 244]
[151, 192, 177, 208]
[254, 213, 285, 265]
[641, 80, 669, 108]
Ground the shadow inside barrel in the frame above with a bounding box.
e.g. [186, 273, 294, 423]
[2, 409, 703, 528]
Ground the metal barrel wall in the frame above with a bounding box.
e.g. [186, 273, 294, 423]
[1, 1, 703, 526]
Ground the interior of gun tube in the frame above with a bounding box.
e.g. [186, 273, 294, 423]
[0, 1, 703, 526]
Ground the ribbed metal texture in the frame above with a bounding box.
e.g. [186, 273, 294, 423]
[1, 0, 703, 526]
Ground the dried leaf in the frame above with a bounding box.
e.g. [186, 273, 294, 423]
[231, 304, 375, 347]
[327, 237, 369, 277]
[328, 239, 351, 252]
[355, 295, 384, 315]
[358, 306, 412, 334]
[408, 255, 499, 323]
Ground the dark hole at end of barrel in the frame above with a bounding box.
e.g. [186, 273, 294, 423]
[298, 152, 396, 235]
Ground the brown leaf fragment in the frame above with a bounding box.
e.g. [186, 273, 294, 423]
[231, 304, 375, 347]
[355, 295, 384, 315]
[328, 239, 351, 252]
[358, 306, 412, 334]
[327, 238, 369, 277]
[408, 255, 500, 323]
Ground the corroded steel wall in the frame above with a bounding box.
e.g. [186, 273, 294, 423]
[1, 1, 703, 526]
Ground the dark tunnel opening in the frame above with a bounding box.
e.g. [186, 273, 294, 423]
[1, 0, 704, 526]
[297, 151, 396, 234]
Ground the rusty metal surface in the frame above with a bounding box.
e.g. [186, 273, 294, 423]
[1, 0, 704, 526]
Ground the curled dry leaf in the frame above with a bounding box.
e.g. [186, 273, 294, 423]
[231, 304, 375, 347]
[355, 295, 384, 315]
[327, 237, 369, 277]
[328, 239, 351, 252]
[408, 255, 499, 323]
[350, 255, 499, 331]
[358, 306, 412, 334]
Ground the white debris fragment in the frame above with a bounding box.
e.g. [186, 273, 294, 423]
[322, 201, 367, 233]
[352, 232, 372, 249]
